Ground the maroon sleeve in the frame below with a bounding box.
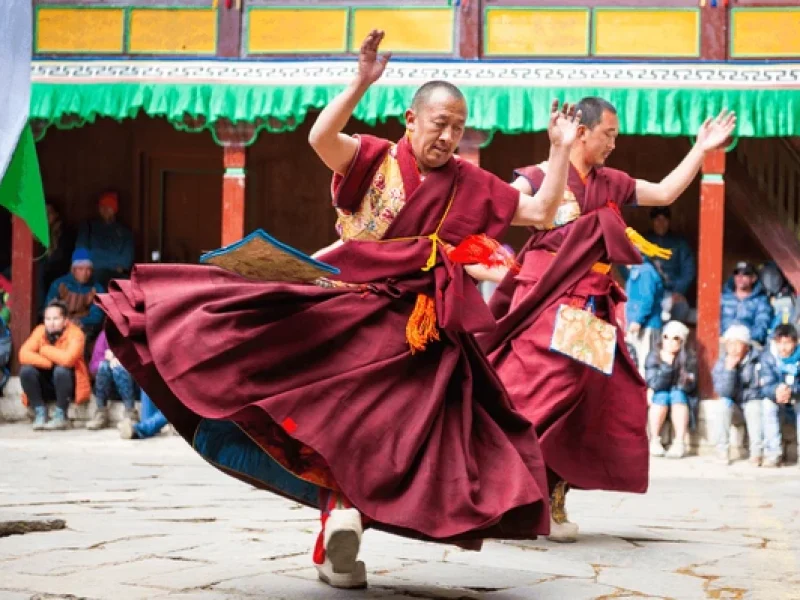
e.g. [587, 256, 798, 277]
[512, 165, 545, 194]
[457, 161, 520, 240]
[613, 168, 638, 207]
[330, 134, 392, 212]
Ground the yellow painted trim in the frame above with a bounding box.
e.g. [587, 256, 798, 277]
[247, 7, 348, 54]
[129, 8, 217, 55]
[484, 7, 589, 57]
[730, 8, 800, 58]
[593, 8, 700, 58]
[36, 7, 125, 54]
[350, 7, 454, 54]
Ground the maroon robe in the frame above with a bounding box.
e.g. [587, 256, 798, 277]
[480, 164, 649, 494]
[97, 135, 550, 543]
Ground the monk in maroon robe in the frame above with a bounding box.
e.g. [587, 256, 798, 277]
[479, 97, 736, 543]
[96, 30, 582, 589]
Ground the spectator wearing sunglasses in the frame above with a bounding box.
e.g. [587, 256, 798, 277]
[721, 261, 773, 347]
[646, 320, 697, 458]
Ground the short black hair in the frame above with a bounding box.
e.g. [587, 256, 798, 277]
[774, 323, 798, 341]
[650, 207, 672, 220]
[45, 300, 68, 319]
[411, 81, 466, 113]
[575, 97, 617, 130]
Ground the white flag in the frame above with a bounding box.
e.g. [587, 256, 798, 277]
[0, 0, 33, 181]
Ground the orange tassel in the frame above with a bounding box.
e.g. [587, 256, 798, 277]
[406, 294, 439, 354]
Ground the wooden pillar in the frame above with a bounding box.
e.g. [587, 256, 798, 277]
[458, 128, 489, 167]
[10, 216, 35, 372]
[457, 0, 481, 59]
[696, 149, 726, 399]
[222, 145, 246, 246]
[700, 5, 728, 60]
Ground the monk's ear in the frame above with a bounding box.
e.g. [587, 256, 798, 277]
[405, 108, 417, 132]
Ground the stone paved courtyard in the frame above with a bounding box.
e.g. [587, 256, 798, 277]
[1, 424, 798, 600]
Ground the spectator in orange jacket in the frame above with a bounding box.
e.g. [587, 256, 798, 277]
[19, 300, 91, 430]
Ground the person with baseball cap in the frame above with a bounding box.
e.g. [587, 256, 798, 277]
[712, 324, 763, 466]
[720, 261, 773, 346]
[75, 191, 134, 287]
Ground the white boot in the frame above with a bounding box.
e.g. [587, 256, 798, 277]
[315, 508, 367, 589]
[547, 481, 578, 543]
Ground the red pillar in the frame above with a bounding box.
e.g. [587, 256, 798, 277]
[696, 149, 726, 399]
[222, 144, 246, 246]
[10, 216, 36, 372]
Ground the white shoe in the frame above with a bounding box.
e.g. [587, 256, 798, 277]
[315, 556, 367, 589]
[716, 450, 732, 466]
[317, 508, 366, 589]
[649, 439, 666, 457]
[547, 518, 579, 543]
[666, 442, 685, 459]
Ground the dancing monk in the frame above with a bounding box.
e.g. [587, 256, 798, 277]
[97, 31, 581, 588]
[479, 97, 735, 542]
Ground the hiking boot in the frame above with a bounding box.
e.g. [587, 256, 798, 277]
[649, 439, 666, 457]
[666, 442, 686, 459]
[123, 407, 139, 423]
[118, 419, 138, 440]
[32, 406, 48, 431]
[762, 457, 781, 468]
[86, 407, 110, 430]
[43, 407, 71, 430]
[316, 508, 366, 589]
[716, 450, 732, 466]
[748, 455, 762, 467]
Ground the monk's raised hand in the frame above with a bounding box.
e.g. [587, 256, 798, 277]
[696, 109, 737, 152]
[547, 100, 582, 148]
[357, 29, 392, 85]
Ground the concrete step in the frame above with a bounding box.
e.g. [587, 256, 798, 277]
[1, 376, 140, 426]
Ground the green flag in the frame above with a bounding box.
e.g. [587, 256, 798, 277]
[0, 0, 48, 247]
[0, 126, 48, 246]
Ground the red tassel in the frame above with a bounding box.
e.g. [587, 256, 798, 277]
[447, 234, 520, 273]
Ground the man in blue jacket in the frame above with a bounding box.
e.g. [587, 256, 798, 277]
[759, 323, 800, 467]
[645, 207, 696, 323]
[720, 261, 773, 347]
[625, 255, 665, 374]
[75, 191, 134, 287]
[46, 249, 105, 339]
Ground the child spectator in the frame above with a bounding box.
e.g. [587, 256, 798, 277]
[712, 325, 763, 465]
[86, 330, 139, 430]
[18, 300, 91, 430]
[759, 323, 800, 467]
[646, 320, 697, 459]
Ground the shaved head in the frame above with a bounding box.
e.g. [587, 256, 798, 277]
[411, 81, 466, 113]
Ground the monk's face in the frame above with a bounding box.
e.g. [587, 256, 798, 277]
[405, 90, 467, 173]
[579, 110, 619, 167]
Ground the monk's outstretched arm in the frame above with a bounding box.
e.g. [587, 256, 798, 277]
[636, 110, 736, 206]
[512, 101, 580, 228]
[308, 30, 391, 175]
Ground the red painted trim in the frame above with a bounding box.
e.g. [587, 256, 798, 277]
[222, 145, 246, 246]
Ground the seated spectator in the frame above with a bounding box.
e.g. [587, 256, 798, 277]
[37, 202, 75, 311]
[45, 249, 105, 340]
[759, 261, 799, 334]
[625, 254, 665, 375]
[759, 323, 800, 468]
[18, 300, 91, 430]
[645, 207, 696, 324]
[646, 320, 697, 459]
[86, 330, 139, 430]
[0, 320, 10, 394]
[720, 261, 773, 347]
[76, 191, 134, 287]
[0, 273, 10, 326]
[119, 390, 168, 440]
[712, 325, 763, 466]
